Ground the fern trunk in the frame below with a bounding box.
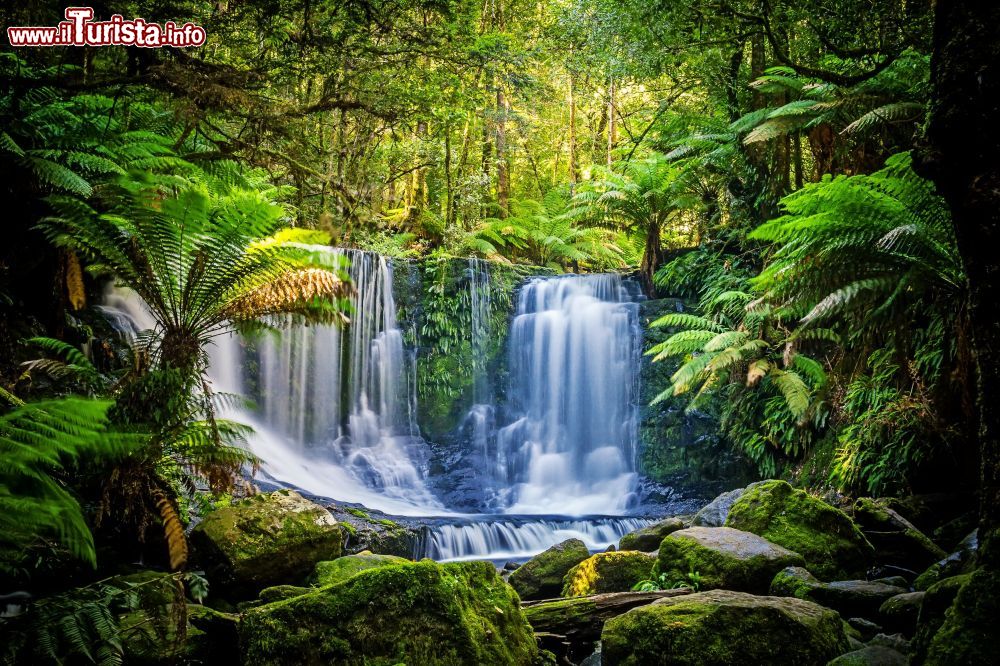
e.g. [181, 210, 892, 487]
[639, 222, 662, 298]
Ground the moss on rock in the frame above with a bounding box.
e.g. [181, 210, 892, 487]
[191, 490, 343, 595]
[657, 526, 804, 594]
[601, 589, 851, 665]
[770, 566, 908, 618]
[258, 585, 311, 604]
[619, 518, 685, 551]
[310, 551, 410, 587]
[562, 551, 656, 597]
[853, 498, 947, 572]
[508, 538, 591, 600]
[240, 559, 537, 665]
[923, 568, 1000, 665]
[725, 480, 874, 579]
[911, 574, 970, 664]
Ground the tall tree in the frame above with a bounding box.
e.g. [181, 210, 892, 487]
[914, 2, 1000, 661]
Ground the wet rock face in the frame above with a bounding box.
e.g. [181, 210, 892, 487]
[637, 298, 756, 498]
[191, 490, 343, 595]
[240, 560, 538, 666]
[725, 479, 875, 579]
[601, 589, 852, 665]
[657, 526, 804, 593]
[508, 538, 591, 601]
[327, 504, 424, 558]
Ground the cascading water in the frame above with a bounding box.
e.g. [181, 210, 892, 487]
[221, 248, 441, 514]
[493, 273, 643, 515]
[98, 254, 666, 558]
[424, 516, 654, 562]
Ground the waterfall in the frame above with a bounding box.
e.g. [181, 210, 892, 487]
[97, 256, 663, 558]
[496, 274, 643, 515]
[233, 248, 440, 513]
[423, 517, 654, 562]
[97, 250, 443, 516]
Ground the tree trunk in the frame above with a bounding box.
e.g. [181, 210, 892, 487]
[607, 78, 617, 165]
[496, 89, 510, 217]
[913, 1, 1000, 661]
[568, 72, 578, 185]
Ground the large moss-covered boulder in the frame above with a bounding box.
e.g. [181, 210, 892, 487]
[310, 551, 409, 586]
[692, 487, 748, 527]
[240, 560, 537, 665]
[726, 480, 874, 579]
[619, 518, 685, 551]
[508, 538, 591, 600]
[853, 498, 947, 572]
[191, 490, 343, 594]
[601, 589, 852, 665]
[922, 568, 1000, 665]
[878, 591, 924, 634]
[770, 567, 907, 617]
[562, 551, 656, 597]
[911, 574, 970, 664]
[657, 526, 804, 593]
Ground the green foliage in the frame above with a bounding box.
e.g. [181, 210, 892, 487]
[831, 349, 944, 494]
[0, 398, 139, 572]
[751, 152, 960, 331]
[468, 190, 625, 269]
[632, 570, 703, 592]
[649, 154, 958, 488]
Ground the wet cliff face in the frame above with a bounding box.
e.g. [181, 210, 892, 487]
[637, 298, 756, 498]
[393, 257, 539, 443]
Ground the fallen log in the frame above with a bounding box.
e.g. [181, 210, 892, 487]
[523, 589, 693, 644]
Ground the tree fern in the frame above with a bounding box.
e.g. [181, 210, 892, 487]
[0, 398, 139, 571]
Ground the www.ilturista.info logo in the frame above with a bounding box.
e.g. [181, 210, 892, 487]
[7, 7, 206, 47]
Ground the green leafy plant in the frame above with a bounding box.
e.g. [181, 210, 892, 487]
[0, 398, 138, 572]
[632, 570, 702, 592]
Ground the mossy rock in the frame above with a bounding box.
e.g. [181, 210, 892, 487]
[240, 559, 537, 665]
[619, 518, 685, 551]
[508, 538, 591, 600]
[825, 645, 908, 665]
[922, 568, 1000, 665]
[191, 490, 343, 595]
[770, 566, 907, 618]
[853, 498, 947, 572]
[309, 551, 410, 587]
[913, 529, 978, 591]
[601, 589, 852, 665]
[657, 526, 804, 594]
[258, 585, 311, 604]
[562, 551, 656, 597]
[878, 591, 924, 635]
[911, 574, 970, 664]
[725, 480, 874, 579]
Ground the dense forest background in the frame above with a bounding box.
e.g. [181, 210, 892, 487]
[2, 0, 999, 664]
